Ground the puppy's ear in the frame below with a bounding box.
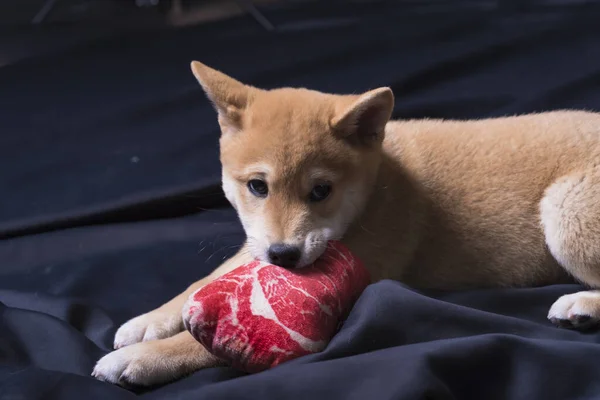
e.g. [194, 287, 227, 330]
[191, 61, 253, 135]
[331, 87, 394, 146]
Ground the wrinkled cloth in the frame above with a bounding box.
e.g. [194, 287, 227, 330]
[3, 1, 600, 399]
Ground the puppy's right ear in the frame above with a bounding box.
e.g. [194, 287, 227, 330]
[191, 61, 252, 135]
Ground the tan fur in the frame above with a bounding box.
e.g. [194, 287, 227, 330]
[93, 62, 600, 387]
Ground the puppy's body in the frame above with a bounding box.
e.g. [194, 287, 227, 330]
[92, 63, 600, 387]
[354, 112, 600, 288]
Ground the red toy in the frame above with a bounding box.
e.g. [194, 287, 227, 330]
[183, 241, 370, 373]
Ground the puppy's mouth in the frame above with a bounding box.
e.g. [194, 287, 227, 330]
[296, 242, 331, 269]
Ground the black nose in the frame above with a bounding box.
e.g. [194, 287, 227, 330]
[268, 243, 301, 268]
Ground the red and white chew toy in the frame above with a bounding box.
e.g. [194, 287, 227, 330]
[182, 241, 370, 373]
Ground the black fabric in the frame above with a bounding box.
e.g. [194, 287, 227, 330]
[4, 1, 600, 398]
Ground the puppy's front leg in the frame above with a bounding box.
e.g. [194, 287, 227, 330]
[93, 244, 252, 386]
[93, 331, 225, 387]
[112, 244, 251, 349]
[111, 278, 211, 350]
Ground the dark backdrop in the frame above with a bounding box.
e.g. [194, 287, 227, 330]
[3, 1, 600, 399]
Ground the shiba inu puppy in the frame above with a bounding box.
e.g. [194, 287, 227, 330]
[93, 61, 600, 387]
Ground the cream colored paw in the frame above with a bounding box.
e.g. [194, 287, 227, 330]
[114, 311, 183, 349]
[548, 290, 600, 330]
[92, 342, 177, 387]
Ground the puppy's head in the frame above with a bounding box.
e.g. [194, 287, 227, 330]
[191, 61, 394, 268]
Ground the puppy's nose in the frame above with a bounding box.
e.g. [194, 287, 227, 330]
[267, 243, 301, 268]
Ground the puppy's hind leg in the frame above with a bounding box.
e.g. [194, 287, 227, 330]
[541, 166, 600, 330]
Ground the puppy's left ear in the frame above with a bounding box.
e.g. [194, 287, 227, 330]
[331, 87, 394, 146]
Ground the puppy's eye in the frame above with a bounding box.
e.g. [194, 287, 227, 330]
[309, 184, 332, 202]
[248, 179, 268, 197]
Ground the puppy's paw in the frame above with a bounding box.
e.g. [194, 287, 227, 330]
[548, 290, 600, 330]
[114, 311, 183, 349]
[92, 342, 177, 387]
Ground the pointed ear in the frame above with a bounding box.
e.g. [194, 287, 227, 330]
[331, 87, 394, 146]
[190, 61, 252, 135]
